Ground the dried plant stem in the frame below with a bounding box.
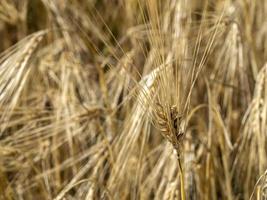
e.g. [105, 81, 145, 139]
[177, 152, 186, 200]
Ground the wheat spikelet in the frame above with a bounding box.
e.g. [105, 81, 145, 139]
[153, 100, 186, 200]
[154, 103, 184, 154]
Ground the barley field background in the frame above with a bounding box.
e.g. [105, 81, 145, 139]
[0, 0, 267, 199]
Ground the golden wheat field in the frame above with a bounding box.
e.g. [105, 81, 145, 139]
[0, 0, 267, 199]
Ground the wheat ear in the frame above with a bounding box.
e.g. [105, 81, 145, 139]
[154, 103, 186, 200]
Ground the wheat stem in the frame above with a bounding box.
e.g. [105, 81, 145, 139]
[177, 152, 186, 200]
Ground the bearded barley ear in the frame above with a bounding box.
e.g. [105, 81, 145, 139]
[153, 102, 186, 200]
[154, 103, 184, 153]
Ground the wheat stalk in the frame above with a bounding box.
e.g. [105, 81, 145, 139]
[154, 102, 186, 200]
